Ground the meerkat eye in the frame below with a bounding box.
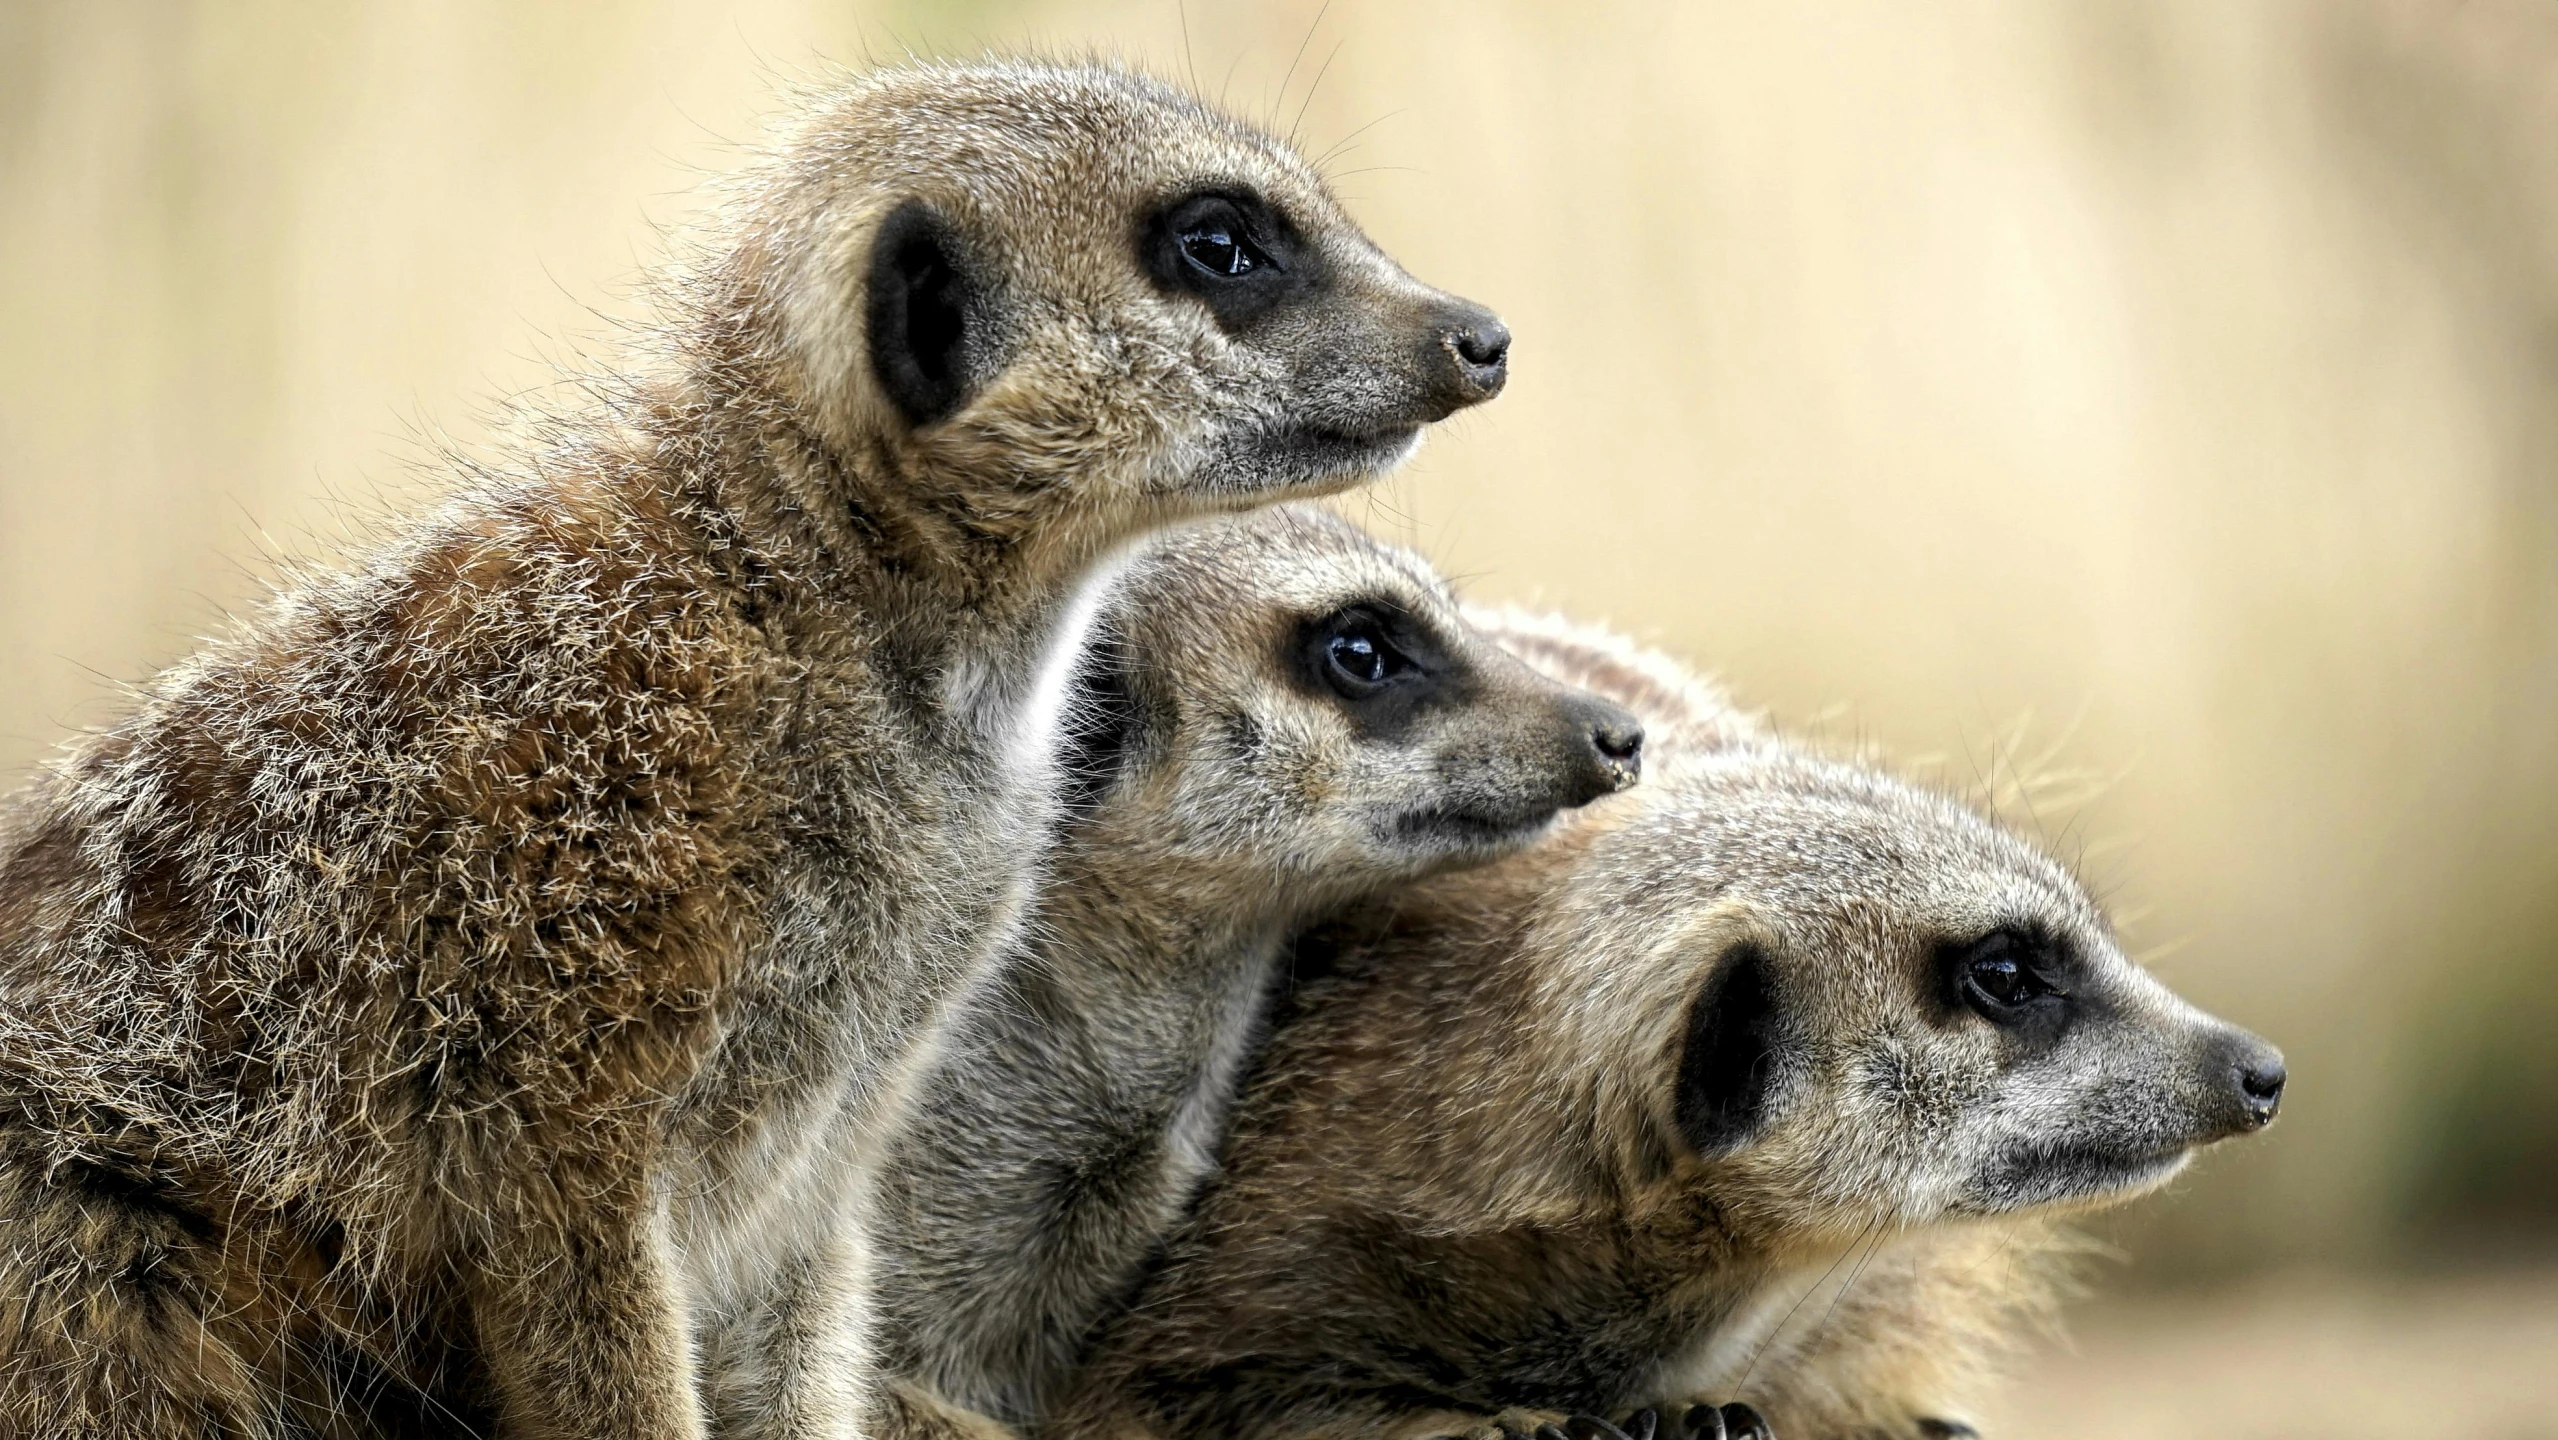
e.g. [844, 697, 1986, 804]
[1951, 930, 2066, 1022]
[1329, 630, 1387, 684]
[1968, 952, 2046, 1007]
[1310, 611, 1416, 699]
[1142, 190, 1307, 329]
[1179, 216, 1265, 278]
[1170, 198, 1275, 280]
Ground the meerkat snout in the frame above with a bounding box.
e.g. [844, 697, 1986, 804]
[1914, 918, 2288, 1215]
[1452, 672, 1642, 831]
[1130, 182, 1513, 494]
[1288, 599, 1643, 855]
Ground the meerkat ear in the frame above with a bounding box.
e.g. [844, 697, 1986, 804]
[866, 199, 977, 427]
[1675, 941, 1779, 1156]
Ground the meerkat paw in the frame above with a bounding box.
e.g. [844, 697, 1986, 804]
[1426, 1406, 1566, 1440]
[1433, 1404, 1772, 1440]
[1609, 1401, 1775, 1440]
[1495, 1407, 1574, 1440]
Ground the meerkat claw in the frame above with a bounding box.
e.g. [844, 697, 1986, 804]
[1915, 1422, 1978, 1439]
[1617, 1407, 1660, 1440]
[1677, 1405, 1728, 1440]
[1716, 1402, 1774, 1440]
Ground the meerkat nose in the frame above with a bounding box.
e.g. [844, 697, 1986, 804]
[1430, 300, 1512, 407]
[1452, 315, 1511, 374]
[2203, 1027, 2287, 1135]
[1592, 713, 1645, 774]
[1556, 694, 1645, 806]
[2236, 1047, 2288, 1128]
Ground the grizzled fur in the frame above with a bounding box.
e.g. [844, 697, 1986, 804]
[1057, 617, 2280, 1440]
[0, 60, 1505, 1440]
[1459, 616, 2084, 1437]
[868, 509, 1643, 1440]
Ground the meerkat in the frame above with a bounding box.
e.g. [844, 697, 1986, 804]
[1054, 649, 2285, 1440]
[865, 506, 1644, 1440]
[0, 60, 1512, 1440]
[1452, 614, 2078, 1440]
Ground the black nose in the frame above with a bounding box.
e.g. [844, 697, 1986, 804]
[1424, 300, 1510, 412]
[1592, 713, 1643, 768]
[2206, 1028, 2287, 1135]
[1559, 695, 1644, 808]
[1452, 316, 1510, 376]
[2237, 1049, 2287, 1129]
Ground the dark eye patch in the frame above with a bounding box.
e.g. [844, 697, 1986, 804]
[1943, 927, 2072, 1028]
[1138, 187, 1316, 330]
[1291, 602, 1455, 741]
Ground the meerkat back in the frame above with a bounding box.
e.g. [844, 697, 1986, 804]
[869, 506, 1645, 1440]
[0, 61, 1510, 1440]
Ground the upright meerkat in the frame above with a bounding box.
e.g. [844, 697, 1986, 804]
[868, 507, 1644, 1440]
[1058, 641, 2284, 1440]
[0, 60, 1510, 1440]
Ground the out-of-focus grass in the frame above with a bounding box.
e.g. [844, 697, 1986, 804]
[4, 0, 2555, 1294]
[1987, 1267, 2558, 1439]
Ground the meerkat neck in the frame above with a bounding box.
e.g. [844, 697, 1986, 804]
[648, 372, 1126, 738]
[1032, 842, 1301, 985]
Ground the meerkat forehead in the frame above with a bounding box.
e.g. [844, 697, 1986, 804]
[774, 62, 1368, 287]
[1558, 747, 2099, 948]
[1114, 507, 1454, 640]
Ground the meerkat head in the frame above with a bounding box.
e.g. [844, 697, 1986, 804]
[1546, 747, 2283, 1244]
[719, 61, 1508, 575]
[1055, 506, 1643, 911]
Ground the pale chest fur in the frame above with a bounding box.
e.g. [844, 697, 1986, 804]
[880, 916, 1290, 1423]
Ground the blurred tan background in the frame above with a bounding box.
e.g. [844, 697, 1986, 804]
[4, 1, 2554, 1433]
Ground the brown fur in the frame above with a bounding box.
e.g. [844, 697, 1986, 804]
[1460, 614, 2080, 1438]
[1054, 616, 2278, 1440]
[0, 59, 1506, 1440]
